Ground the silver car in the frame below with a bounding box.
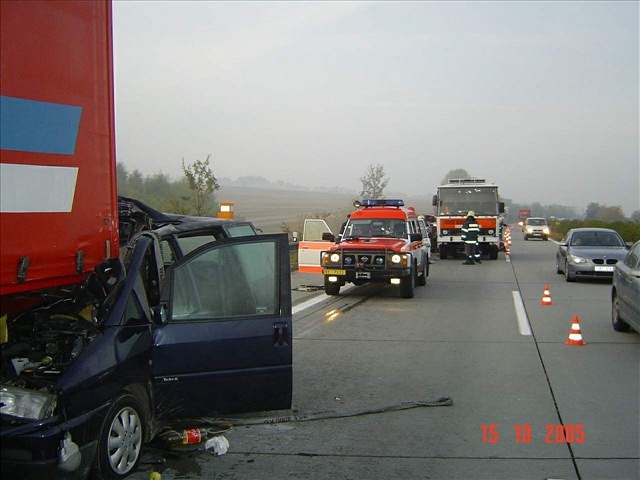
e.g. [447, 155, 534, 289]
[556, 228, 629, 282]
[612, 240, 640, 332]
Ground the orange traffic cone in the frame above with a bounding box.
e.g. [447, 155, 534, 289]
[564, 314, 586, 346]
[540, 284, 553, 306]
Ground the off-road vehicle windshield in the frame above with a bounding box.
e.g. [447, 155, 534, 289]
[343, 219, 407, 239]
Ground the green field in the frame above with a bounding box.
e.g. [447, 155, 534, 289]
[549, 219, 640, 243]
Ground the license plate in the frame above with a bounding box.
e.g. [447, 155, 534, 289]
[594, 266, 614, 272]
[355, 271, 371, 279]
[324, 269, 346, 275]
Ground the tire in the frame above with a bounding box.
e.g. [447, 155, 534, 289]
[417, 259, 427, 286]
[324, 277, 341, 296]
[400, 267, 415, 298]
[95, 393, 145, 480]
[612, 292, 631, 332]
[489, 246, 498, 260]
[556, 258, 562, 274]
[564, 261, 576, 282]
[439, 244, 448, 260]
[524, 235, 528, 241]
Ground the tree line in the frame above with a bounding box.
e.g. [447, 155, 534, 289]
[117, 155, 219, 216]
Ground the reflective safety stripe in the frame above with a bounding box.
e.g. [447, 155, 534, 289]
[465, 240, 476, 244]
[0, 163, 78, 212]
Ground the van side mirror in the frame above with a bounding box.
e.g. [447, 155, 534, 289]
[498, 202, 505, 213]
[322, 232, 335, 242]
[409, 233, 423, 242]
[432, 195, 438, 207]
[152, 303, 169, 325]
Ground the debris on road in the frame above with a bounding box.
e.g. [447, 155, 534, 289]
[204, 435, 230, 456]
[218, 397, 453, 426]
[292, 284, 325, 292]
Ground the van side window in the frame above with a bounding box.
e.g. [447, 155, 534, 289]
[171, 240, 278, 321]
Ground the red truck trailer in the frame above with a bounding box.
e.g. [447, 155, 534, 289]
[0, 0, 118, 298]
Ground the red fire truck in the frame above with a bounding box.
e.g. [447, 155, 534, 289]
[432, 179, 505, 260]
[320, 199, 431, 298]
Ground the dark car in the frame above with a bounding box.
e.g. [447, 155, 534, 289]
[612, 241, 640, 332]
[1, 198, 292, 479]
[556, 228, 629, 282]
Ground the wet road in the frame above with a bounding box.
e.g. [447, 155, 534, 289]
[132, 229, 639, 480]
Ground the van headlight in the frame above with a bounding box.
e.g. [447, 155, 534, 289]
[330, 253, 341, 263]
[391, 254, 402, 264]
[543, 227, 550, 234]
[0, 386, 57, 420]
[526, 227, 534, 233]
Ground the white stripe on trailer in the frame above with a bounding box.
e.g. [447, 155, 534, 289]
[0, 163, 78, 213]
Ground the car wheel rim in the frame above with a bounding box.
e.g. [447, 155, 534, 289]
[108, 406, 142, 475]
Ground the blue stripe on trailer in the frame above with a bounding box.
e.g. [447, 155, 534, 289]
[0, 96, 82, 155]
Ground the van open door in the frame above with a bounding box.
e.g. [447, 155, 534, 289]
[297, 219, 334, 273]
[152, 233, 292, 416]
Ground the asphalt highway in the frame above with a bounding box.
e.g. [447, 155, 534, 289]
[135, 228, 639, 480]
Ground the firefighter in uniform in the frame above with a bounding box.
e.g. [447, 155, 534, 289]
[461, 211, 481, 265]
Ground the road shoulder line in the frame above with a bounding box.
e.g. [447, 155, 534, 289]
[512, 290, 532, 336]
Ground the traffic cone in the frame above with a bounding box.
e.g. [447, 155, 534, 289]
[564, 314, 586, 346]
[540, 284, 553, 306]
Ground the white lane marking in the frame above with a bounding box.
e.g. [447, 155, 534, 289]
[512, 291, 532, 336]
[0, 163, 78, 212]
[292, 285, 355, 315]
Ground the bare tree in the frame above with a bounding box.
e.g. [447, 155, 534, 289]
[360, 164, 389, 199]
[182, 154, 220, 216]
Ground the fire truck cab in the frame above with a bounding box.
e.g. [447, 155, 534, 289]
[432, 179, 505, 260]
[321, 199, 430, 298]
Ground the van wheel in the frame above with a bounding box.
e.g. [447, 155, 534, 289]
[612, 293, 631, 332]
[400, 267, 415, 298]
[489, 246, 498, 260]
[95, 394, 145, 479]
[439, 245, 448, 260]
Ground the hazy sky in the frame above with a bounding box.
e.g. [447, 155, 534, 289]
[113, 0, 639, 213]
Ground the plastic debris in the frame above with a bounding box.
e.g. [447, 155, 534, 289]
[204, 435, 229, 456]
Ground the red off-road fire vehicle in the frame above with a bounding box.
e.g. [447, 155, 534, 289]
[321, 199, 431, 298]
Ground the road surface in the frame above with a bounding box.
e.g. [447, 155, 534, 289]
[134, 229, 639, 480]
